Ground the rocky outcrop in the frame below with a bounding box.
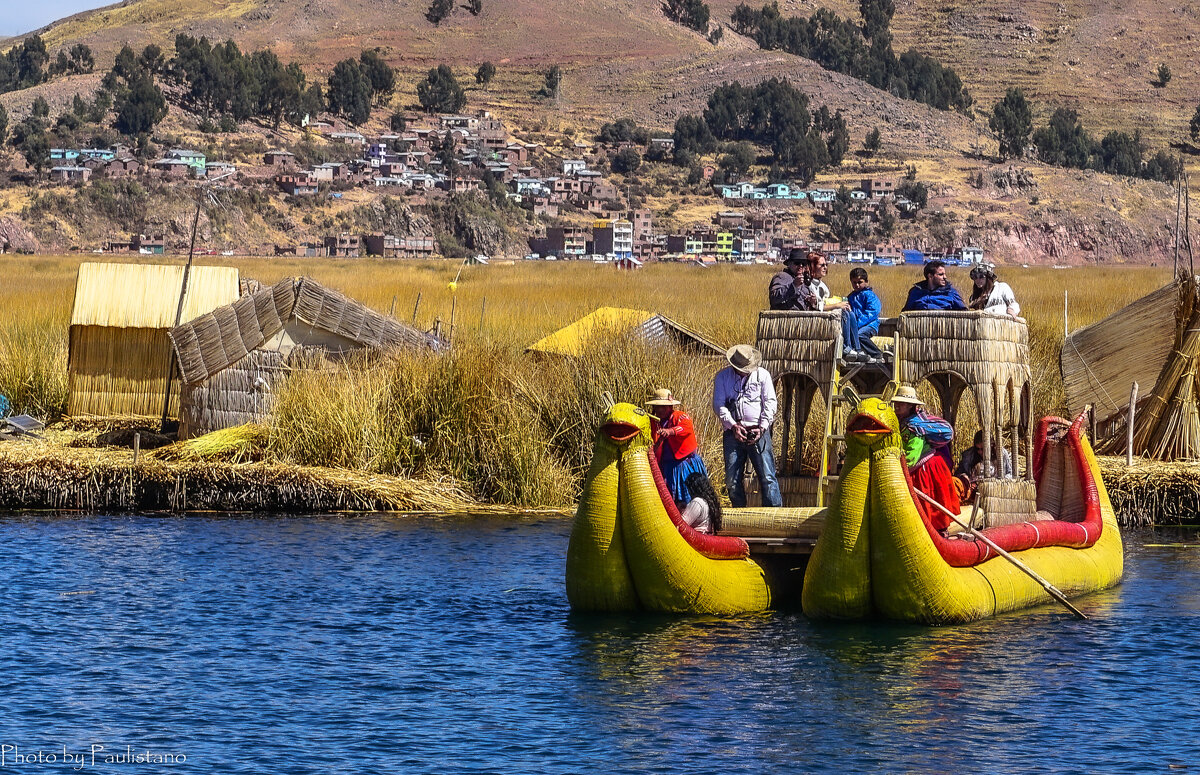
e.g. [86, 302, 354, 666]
[0, 216, 41, 253]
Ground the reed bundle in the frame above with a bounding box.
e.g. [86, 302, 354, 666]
[755, 311, 841, 390]
[1127, 277, 1200, 461]
[151, 424, 269, 464]
[974, 478, 1042, 527]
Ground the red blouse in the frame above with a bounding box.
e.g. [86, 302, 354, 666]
[651, 409, 699, 460]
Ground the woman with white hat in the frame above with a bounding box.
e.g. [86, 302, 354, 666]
[967, 263, 1020, 317]
[646, 387, 715, 532]
[891, 385, 960, 530]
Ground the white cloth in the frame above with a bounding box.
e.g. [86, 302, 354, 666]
[681, 499, 711, 533]
[980, 281, 1020, 316]
[806, 278, 831, 310]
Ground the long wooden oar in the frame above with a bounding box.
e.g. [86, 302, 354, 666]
[913, 490, 1088, 620]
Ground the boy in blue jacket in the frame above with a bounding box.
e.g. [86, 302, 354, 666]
[845, 267, 884, 363]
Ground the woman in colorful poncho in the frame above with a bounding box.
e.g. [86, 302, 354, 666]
[891, 385, 960, 531]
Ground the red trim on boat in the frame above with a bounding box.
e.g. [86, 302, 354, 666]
[645, 448, 750, 560]
[913, 410, 1104, 568]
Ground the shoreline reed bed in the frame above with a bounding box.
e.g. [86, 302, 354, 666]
[0, 255, 1178, 508]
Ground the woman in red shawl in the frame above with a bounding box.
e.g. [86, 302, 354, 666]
[891, 385, 961, 531]
[646, 388, 714, 532]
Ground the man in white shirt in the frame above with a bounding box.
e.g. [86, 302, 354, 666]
[712, 344, 783, 507]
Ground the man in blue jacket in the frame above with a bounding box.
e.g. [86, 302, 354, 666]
[903, 260, 967, 311]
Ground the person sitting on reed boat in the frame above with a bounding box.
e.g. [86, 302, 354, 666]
[769, 249, 819, 312]
[846, 267, 885, 364]
[902, 260, 967, 312]
[955, 430, 1014, 500]
[967, 264, 1021, 317]
[647, 388, 715, 533]
[891, 385, 961, 531]
[713, 345, 783, 508]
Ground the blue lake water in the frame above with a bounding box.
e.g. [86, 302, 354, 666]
[1, 513, 1198, 774]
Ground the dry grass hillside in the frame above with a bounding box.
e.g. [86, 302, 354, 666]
[3, 0, 1198, 265]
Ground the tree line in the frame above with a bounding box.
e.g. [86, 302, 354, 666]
[0, 35, 95, 95]
[990, 88, 1180, 183]
[730, 0, 971, 112]
[672, 78, 850, 185]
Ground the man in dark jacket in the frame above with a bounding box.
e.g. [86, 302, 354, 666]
[903, 259, 967, 311]
[768, 249, 817, 311]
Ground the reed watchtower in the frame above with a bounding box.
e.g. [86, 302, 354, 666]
[755, 310, 1034, 512]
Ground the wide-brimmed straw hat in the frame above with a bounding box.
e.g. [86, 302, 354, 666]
[645, 388, 681, 407]
[890, 385, 924, 406]
[726, 344, 762, 373]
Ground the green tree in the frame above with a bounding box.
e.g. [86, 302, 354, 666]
[1032, 107, 1093, 169]
[611, 147, 642, 174]
[466, 0, 482, 14]
[113, 71, 167, 135]
[863, 126, 881, 155]
[138, 44, 162, 74]
[1155, 63, 1171, 88]
[672, 114, 716, 161]
[31, 96, 49, 118]
[13, 119, 50, 171]
[475, 62, 496, 88]
[1191, 105, 1200, 143]
[112, 45, 138, 82]
[989, 87, 1032, 160]
[426, 0, 454, 24]
[708, 27, 723, 45]
[437, 133, 458, 176]
[662, 0, 710, 34]
[359, 50, 395, 103]
[537, 65, 561, 100]
[0, 104, 7, 145]
[828, 186, 869, 243]
[326, 58, 372, 124]
[859, 0, 894, 43]
[719, 140, 756, 177]
[390, 112, 407, 132]
[416, 64, 466, 113]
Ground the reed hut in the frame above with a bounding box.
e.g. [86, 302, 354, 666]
[68, 262, 240, 417]
[168, 277, 445, 438]
[1064, 276, 1200, 460]
[526, 307, 723, 358]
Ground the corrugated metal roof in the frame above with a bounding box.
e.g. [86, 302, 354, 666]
[526, 306, 724, 357]
[70, 262, 240, 328]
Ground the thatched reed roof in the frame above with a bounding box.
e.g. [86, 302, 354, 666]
[169, 277, 445, 385]
[71, 262, 240, 328]
[526, 306, 723, 357]
[897, 311, 1030, 427]
[756, 311, 841, 389]
[1061, 279, 1180, 420]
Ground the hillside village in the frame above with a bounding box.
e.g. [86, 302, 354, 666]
[15, 103, 966, 264]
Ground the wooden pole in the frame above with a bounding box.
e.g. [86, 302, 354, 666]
[389, 294, 397, 316]
[1088, 403, 1097, 443]
[160, 190, 203, 432]
[480, 296, 487, 330]
[449, 295, 457, 346]
[1063, 289, 1069, 338]
[913, 489, 1088, 620]
[133, 432, 141, 465]
[412, 292, 422, 325]
[1127, 381, 1139, 466]
[1174, 170, 1183, 279]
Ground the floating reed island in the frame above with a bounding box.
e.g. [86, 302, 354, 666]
[0, 422, 492, 514]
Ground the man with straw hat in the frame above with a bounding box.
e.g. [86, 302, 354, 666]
[891, 385, 960, 530]
[712, 344, 783, 507]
